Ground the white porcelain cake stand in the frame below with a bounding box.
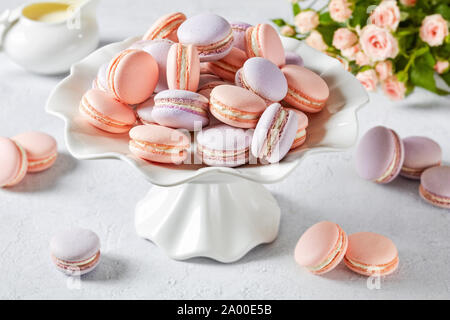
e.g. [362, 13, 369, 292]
[46, 36, 368, 263]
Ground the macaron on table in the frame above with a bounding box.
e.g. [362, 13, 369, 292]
[46, 13, 368, 263]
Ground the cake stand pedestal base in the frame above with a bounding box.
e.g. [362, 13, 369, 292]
[135, 179, 280, 263]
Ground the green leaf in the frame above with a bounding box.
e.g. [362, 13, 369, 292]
[440, 71, 450, 87]
[349, 5, 368, 28]
[410, 59, 437, 92]
[436, 4, 450, 21]
[292, 3, 301, 16]
[397, 70, 409, 82]
[271, 18, 286, 27]
[422, 51, 436, 69]
[319, 12, 334, 25]
[316, 26, 337, 46]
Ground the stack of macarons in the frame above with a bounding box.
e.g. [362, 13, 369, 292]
[294, 221, 399, 277]
[0, 131, 58, 188]
[356, 126, 448, 209]
[80, 12, 330, 167]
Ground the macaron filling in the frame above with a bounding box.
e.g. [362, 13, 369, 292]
[130, 139, 187, 155]
[53, 251, 100, 271]
[210, 96, 261, 122]
[294, 129, 307, 143]
[344, 255, 399, 274]
[375, 130, 402, 183]
[28, 152, 57, 170]
[197, 144, 249, 163]
[249, 25, 261, 56]
[259, 107, 289, 159]
[287, 87, 324, 109]
[196, 30, 233, 56]
[210, 60, 240, 74]
[419, 184, 450, 207]
[155, 98, 208, 117]
[4, 143, 28, 187]
[307, 227, 345, 272]
[80, 96, 133, 130]
[176, 44, 189, 89]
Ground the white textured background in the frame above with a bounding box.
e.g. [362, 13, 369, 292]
[0, 0, 449, 299]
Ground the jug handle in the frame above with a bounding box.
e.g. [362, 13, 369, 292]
[0, 7, 21, 50]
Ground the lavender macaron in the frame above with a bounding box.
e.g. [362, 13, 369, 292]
[197, 124, 253, 167]
[355, 126, 404, 184]
[136, 96, 156, 125]
[252, 103, 298, 163]
[284, 51, 304, 67]
[139, 39, 174, 93]
[230, 21, 252, 51]
[152, 89, 209, 131]
[236, 57, 288, 104]
[177, 13, 233, 62]
[401, 136, 442, 179]
[420, 166, 450, 209]
[50, 228, 101, 276]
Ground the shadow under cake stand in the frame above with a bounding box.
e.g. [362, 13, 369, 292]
[46, 36, 369, 263]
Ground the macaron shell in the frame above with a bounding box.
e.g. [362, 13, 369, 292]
[281, 65, 329, 113]
[246, 24, 285, 66]
[140, 39, 174, 93]
[401, 136, 442, 179]
[355, 126, 401, 182]
[12, 131, 58, 173]
[0, 137, 28, 187]
[136, 96, 156, 124]
[207, 47, 247, 82]
[80, 89, 136, 134]
[241, 57, 288, 102]
[420, 166, 450, 209]
[50, 228, 100, 262]
[345, 232, 398, 276]
[267, 108, 298, 163]
[143, 12, 186, 41]
[286, 108, 308, 150]
[230, 21, 252, 51]
[294, 221, 342, 268]
[108, 49, 158, 105]
[209, 85, 266, 128]
[166, 44, 200, 92]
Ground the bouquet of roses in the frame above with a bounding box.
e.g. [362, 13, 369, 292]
[273, 0, 450, 100]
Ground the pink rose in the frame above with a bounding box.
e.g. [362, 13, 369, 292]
[294, 10, 319, 34]
[375, 60, 393, 81]
[280, 25, 296, 37]
[400, 0, 416, 7]
[370, 1, 401, 32]
[341, 44, 360, 61]
[382, 76, 406, 100]
[305, 30, 328, 52]
[329, 0, 353, 23]
[356, 69, 378, 91]
[419, 14, 449, 47]
[332, 28, 358, 50]
[355, 51, 371, 66]
[360, 25, 399, 62]
[434, 60, 449, 74]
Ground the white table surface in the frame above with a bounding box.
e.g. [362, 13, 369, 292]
[1, 0, 449, 300]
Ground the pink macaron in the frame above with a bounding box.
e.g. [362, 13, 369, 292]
[344, 232, 399, 276]
[166, 43, 200, 92]
[287, 108, 308, 150]
[236, 57, 288, 104]
[209, 85, 266, 129]
[294, 221, 348, 275]
[177, 13, 234, 62]
[107, 49, 158, 105]
[152, 89, 209, 131]
[401, 136, 442, 179]
[129, 124, 190, 164]
[139, 39, 174, 93]
[142, 12, 187, 42]
[355, 126, 404, 184]
[419, 166, 450, 209]
[136, 96, 156, 125]
[230, 21, 252, 51]
[207, 47, 247, 82]
[251, 103, 298, 163]
[245, 23, 285, 66]
[12, 131, 58, 173]
[197, 124, 253, 167]
[0, 137, 28, 188]
[79, 89, 136, 133]
[281, 65, 329, 113]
